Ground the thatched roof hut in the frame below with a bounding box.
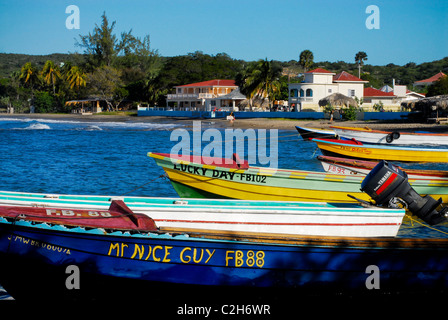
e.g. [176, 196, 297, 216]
[319, 93, 358, 109]
[401, 95, 448, 110]
[401, 95, 448, 120]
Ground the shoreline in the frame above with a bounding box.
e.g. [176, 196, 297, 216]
[1, 113, 448, 132]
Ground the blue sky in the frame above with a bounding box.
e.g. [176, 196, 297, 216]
[0, 0, 446, 65]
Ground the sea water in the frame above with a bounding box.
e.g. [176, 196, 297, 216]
[1, 116, 447, 299]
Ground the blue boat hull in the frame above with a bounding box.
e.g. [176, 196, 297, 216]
[1, 219, 448, 300]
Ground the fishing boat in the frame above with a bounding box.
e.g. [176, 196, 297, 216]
[332, 126, 448, 145]
[0, 200, 157, 232]
[318, 155, 448, 180]
[312, 138, 448, 162]
[295, 126, 336, 140]
[147, 152, 448, 205]
[0, 190, 404, 237]
[1, 204, 447, 301]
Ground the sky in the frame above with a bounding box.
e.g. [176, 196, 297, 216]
[0, 0, 447, 66]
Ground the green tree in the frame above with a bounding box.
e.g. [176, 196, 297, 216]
[66, 66, 87, 90]
[77, 12, 158, 71]
[34, 91, 55, 113]
[87, 65, 124, 111]
[237, 59, 282, 110]
[355, 51, 368, 78]
[427, 76, 448, 97]
[299, 50, 314, 73]
[341, 105, 357, 120]
[42, 60, 61, 94]
[77, 12, 117, 68]
[20, 62, 40, 90]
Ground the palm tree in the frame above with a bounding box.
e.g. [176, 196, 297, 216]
[355, 51, 368, 78]
[66, 66, 87, 90]
[42, 60, 61, 94]
[238, 59, 282, 111]
[20, 62, 40, 90]
[299, 50, 314, 73]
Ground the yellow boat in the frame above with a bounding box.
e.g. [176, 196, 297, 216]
[312, 138, 448, 162]
[148, 152, 448, 204]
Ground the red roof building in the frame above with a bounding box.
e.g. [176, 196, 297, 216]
[414, 72, 447, 86]
[176, 79, 237, 87]
[167, 79, 242, 111]
[364, 87, 396, 97]
[306, 68, 334, 74]
[333, 71, 367, 83]
[362, 87, 397, 106]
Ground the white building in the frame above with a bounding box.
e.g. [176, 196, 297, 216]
[288, 68, 367, 111]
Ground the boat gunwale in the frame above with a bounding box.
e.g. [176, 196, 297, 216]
[331, 126, 448, 137]
[312, 138, 448, 152]
[317, 155, 448, 178]
[1, 217, 446, 249]
[295, 126, 335, 135]
[149, 152, 365, 182]
[0, 193, 405, 215]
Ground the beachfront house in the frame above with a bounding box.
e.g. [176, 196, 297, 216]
[166, 79, 245, 111]
[289, 68, 427, 112]
[288, 68, 368, 111]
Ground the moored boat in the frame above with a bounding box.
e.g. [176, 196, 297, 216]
[295, 126, 336, 140]
[312, 138, 448, 162]
[1, 206, 448, 301]
[0, 190, 404, 237]
[147, 152, 448, 205]
[331, 126, 448, 145]
[318, 155, 448, 180]
[0, 200, 157, 232]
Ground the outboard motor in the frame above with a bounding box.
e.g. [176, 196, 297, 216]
[361, 160, 448, 225]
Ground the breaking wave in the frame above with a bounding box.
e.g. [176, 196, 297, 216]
[22, 122, 51, 130]
[0, 117, 182, 131]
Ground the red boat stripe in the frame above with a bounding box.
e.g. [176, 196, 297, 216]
[375, 172, 397, 195]
[154, 219, 399, 226]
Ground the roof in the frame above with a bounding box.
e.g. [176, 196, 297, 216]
[381, 85, 394, 92]
[364, 87, 396, 97]
[406, 90, 426, 97]
[216, 88, 246, 100]
[306, 68, 334, 74]
[333, 71, 367, 82]
[415, 72, 447, 83]
[176, 79, 237, 87]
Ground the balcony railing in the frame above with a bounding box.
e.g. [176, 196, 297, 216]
[167, 93, 216, 100]
[289, 97, 314, 102]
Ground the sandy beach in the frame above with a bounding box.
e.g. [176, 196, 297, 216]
[1, 113, 448, 133]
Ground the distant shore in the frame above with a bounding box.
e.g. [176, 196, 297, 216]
[1, 113, 448, 132]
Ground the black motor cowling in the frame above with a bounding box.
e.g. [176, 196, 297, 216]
[361, 160, 448, 225]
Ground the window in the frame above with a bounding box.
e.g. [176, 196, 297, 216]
[328, 89, 332, 93]
[177, 88, 182, 93]
[306, 89, 313, 97]
[348, 89, 355, 97]
[300, 89, 304, 97]
[290, 89, 298, 97]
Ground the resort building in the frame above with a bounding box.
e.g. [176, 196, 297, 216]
[288, 68, 368, 111]
[166, 79, 245, 111]
[414, 72, 447, 87]
[289, 68, 427, 112]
